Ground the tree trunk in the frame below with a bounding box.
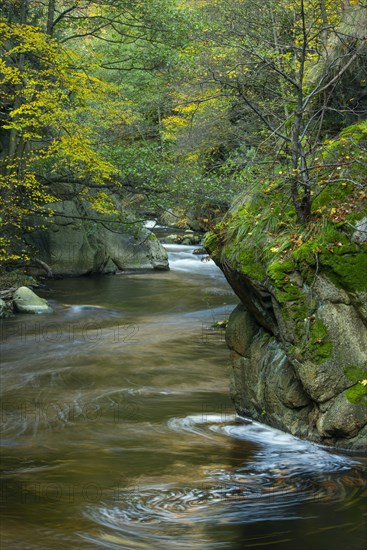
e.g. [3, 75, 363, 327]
[20, 0, 29, 24]
[46, 0, 56, 35]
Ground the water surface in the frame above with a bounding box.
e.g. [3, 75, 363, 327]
[1, 245, 366, 549]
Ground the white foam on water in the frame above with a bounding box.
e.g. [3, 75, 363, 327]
[144, 220, 165, 229]
[164, 244, 220, 276]
[212, 418, 357, 473]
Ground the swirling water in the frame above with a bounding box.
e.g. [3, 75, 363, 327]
[1, 245, 366, 549]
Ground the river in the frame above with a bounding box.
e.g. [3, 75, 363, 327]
[1, 244, 366, 549]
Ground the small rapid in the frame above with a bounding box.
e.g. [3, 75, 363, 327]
[164, 244, 219, 277]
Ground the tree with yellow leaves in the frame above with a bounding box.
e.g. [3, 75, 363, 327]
[0, 15, 126, 264]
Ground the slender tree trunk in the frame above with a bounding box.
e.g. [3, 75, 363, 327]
[46, 0, 56, 35]
[319, 0, 329, 45]
[20, 0, 29, 24]
[157, 105, 164, 150]
[270, 3, 289, 119]
[290, 0, 311, 224]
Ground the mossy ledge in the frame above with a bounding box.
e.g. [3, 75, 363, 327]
[205, 183, 367, 450]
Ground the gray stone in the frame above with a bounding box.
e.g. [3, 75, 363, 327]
[352, 216, 367, 244]
[229, 331, 314, 439]
[313, 275, 350, 304]
[164, 234, 180, 244]
[316, 393, 367, 439]
[319, 301, 367, 366]
[294, 359, 346, 403]
[25, 200, 169, 276]
[293, 301, 367, 403]
[13, 287, 52, 314]
[226, 304, 259, 357]
[224, 272, 367, 450]
[289, 271, 303, 288]
[214, 196, 367, 450]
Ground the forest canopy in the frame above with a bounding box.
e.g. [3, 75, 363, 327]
[0, 0, 366, 265]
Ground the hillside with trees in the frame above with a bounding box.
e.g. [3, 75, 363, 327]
[1, 0, 366, 270]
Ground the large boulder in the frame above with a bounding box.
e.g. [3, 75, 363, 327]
[25, 201, 169, 276]
[226, 295, 367, 450]
[207, 190, 367, 450]
[13, 286, 52, 314]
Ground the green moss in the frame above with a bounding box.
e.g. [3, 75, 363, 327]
[321, 249, 367, 292]
[208, 162, 366, 296]
[276, 284, 303, 303]
[344, 365, 367, 383]
[226, 244, 267, 281]
[267, 259, 304, 302]
[292, 240, 319, 264]
[267, 259, 294, 286]
[344, 366, 367, 406]
[291, 221, 367, 292]
[307, 319, 333, 364]
[312, 181, 354, 211]
[345, 384, 367, 406]
[291, 299, 309, 326]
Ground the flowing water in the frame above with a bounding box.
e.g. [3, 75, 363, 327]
[1, 244, 366, 549]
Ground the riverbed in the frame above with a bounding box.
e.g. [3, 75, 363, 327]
[1, 245, 366, 549]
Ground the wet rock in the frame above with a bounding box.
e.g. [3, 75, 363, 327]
[316, 393, 367, 440]
[164, 231, 201, 246]
[165, 234, 180, 244]
[13, 286, 52, 314]
[225, 304, 258, 357]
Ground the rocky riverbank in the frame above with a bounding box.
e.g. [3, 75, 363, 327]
[25, 200, 169, 277]
[0, 199, 171, 317]
[0, 285, 52, 317]
[205, 191, 367, 450]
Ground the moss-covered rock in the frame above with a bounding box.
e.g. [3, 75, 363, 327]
[207, 176, 367, 450]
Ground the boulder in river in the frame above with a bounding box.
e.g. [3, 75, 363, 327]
[25, 200, 169, 276]
[13, 286, 52, 314]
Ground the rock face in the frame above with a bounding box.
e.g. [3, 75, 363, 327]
[205, 179, 367, 451]
[224, 269, 367, 451]
[13, 286, 52, 314]
[25, 201, 169, 276]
